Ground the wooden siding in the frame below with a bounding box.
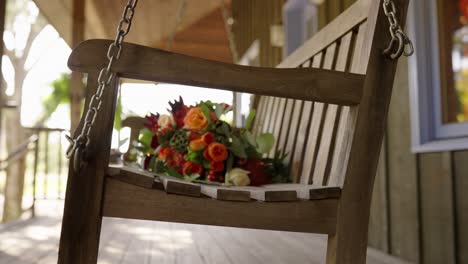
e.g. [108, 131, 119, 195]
[369, 60, 468, 264]
[232, 0, 285, 67]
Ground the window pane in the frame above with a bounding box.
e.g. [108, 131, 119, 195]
[439, 0, 468, 123]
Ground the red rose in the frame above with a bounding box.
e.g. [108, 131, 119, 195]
[144, 154, 153, 170]
[201, 132, 215, 145]
[210, 161, 225, 172]
[244, 159, 270, 186]
[150, 134, 159, 149]
[144, 113, 160, 132]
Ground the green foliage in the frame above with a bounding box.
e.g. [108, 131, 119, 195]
[264, 150, 291, 183]
[42, 73, 71, 119]
[245, 109, 256, 131]
[256, 133, 275, 154]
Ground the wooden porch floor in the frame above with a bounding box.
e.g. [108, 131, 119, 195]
[0, 201, 410, 264]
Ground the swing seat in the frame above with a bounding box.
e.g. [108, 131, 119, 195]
[58, 0, 409, 263]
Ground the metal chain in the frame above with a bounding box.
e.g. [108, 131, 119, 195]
[66, 0, 139, 173]
[219, 0, 239, 63]
[166, 0, 186, 50]
[382, 0, 414, 59]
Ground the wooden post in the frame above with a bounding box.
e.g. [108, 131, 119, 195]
[70, 0, 85, 132]
[0, 0, 6, 154]
[58, 73, 119, 264]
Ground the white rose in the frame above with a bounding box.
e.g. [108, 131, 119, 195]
[158, 114, 175, 129]
[226, 168, 251, 186]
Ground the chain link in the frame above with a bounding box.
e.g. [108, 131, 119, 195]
[66, 0, 139, 173]
[382, 0, 414, 59]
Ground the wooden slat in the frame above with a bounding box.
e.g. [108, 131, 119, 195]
[300, 103, 326, 185]
[313, 36, 351, 186]
[267, 97, 280, 134]
[284, 100, 303, 171]
[253, 96, 267, 136]
[270, 98, 287, 156]
[103, 178, 339, 234]
[328, 23, 367, 187]
[106, 165, 160, 189]
[246, 186, 298, 202]
[289, 101, 313, 181]
[200, 185, 251, 202]
[276, 99, 294, 156]
[278, 0, 370, 68]
[69, 40, 365, 106]
[290, 53, 323, 182]
[301, 45, 337, 185]
[261, 184, 341, 200]
[299, 52, 328, 184]
[158, 176, 201, 197]
[261, 97, 275, 133]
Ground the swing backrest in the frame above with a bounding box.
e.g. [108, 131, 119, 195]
[252, 0, 406, 193]
[253, 0, 372, 187]
[67, 0, 406, 202]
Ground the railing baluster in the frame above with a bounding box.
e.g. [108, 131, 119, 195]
[43, 131, 49, 199]
[58, 131, 63, 199]
[32, 129, 39, 217]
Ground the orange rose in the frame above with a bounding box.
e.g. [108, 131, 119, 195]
[189, 139, 207, 151]
[207, 143, 228, 162]
[184, 107, 208, 131]
[182, 161, 203, 176]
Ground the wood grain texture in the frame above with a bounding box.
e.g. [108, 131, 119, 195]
[200, 185, 251, 202]
[419, 152, 456, 264]
[386, 60, 420, 262]
[453, 151, 468, 264]
[103, 178, 339, 234]
[159, 176, 201, 197]
[328, 0, 409, 263]
[58, 72, 119, 264]
[368, 141, 389, 252]
[107, 165, 158, 189]
[68, 40, 365, 106]
[276, 99, 294, 156]
[278, 0, 370, 69]
[311, 43, 339, 186]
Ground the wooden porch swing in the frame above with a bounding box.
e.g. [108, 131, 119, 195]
[58, 0, 411, 263]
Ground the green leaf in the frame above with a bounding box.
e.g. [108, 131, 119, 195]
[245, 109, 256, 131]
[139, 128, 155, 148]
[229, 136, 247, 158]
[256, 133, 275, 154]
[242, 131, 256, 147]
[200, 104, 212, 122]
[214, 103, 224, 118]
[184, 174, 201, 182]
[166, 167, 183, 179]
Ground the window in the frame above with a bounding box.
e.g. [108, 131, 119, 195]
[409, 0, 468, 152]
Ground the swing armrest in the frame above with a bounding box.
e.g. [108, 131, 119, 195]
[68, 39, 365, 106]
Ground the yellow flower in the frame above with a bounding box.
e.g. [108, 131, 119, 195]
[184, 107, 208, 131]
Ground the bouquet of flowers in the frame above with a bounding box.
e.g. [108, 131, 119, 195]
[135, 97, 290, 186]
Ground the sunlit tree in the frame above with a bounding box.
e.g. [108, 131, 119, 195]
[1, 0, 47, 222]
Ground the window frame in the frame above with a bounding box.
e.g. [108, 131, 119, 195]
[408, 0, 468, 153]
